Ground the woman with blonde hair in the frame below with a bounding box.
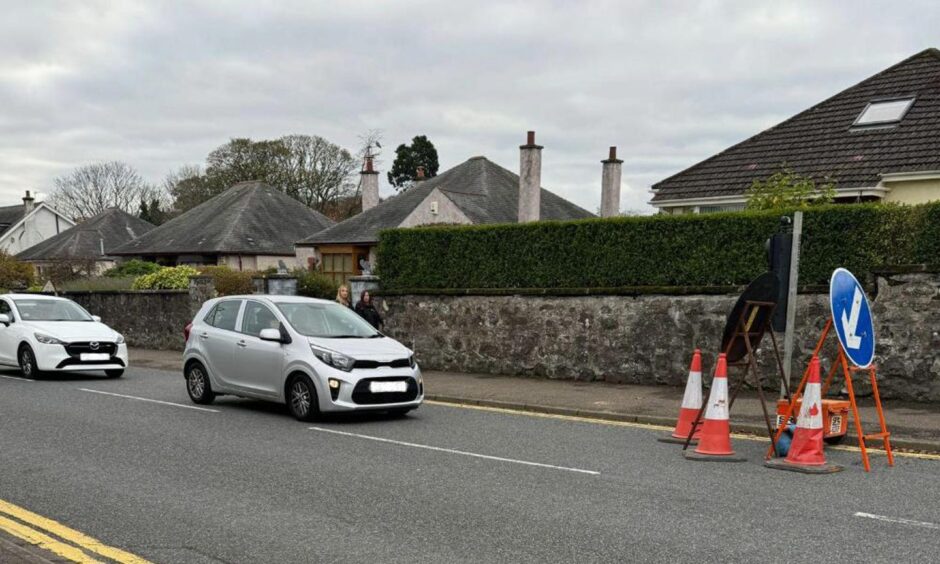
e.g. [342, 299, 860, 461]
[335, 285, 352, 308]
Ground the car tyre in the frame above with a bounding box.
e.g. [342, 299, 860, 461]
[18, 345, 42, 380]
[287, 374, 319, 422]
[105, 369, 124, 379]
[185, 362, 215, 404]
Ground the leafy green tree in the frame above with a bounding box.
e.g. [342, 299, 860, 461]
[745, 168, 836, 210]
[387, 135, 439, 190]
[138, 198, 168, 225]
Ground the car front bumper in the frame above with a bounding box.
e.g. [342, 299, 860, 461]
[316, 366, 424, 412]
[35, 342, 129, 372]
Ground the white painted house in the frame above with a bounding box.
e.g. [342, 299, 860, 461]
[0, 192, 75, 255]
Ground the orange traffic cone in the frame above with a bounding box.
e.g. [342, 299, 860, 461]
[659, 350, 703, 444]
[766, 356, 843, 474]
[684, 353, 745, 462]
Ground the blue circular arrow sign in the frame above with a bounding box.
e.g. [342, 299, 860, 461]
[829, 268, 875, 368]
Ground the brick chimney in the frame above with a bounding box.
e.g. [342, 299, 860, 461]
[360, 155, 379, 212]
[22, 190, 35, 215]
[600, 147, 623, 218]
[416, 166, 426, 181]
[518, 131, 543, 222]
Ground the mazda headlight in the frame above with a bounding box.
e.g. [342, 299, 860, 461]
[35, 333, 65, 345]
[310, 345, 354, 372]
[115, 334, 125, 345]
[409, 354, 417, 368]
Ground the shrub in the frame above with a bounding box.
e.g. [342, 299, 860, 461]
[377, 202, 940, 290]
[294, 269, 339, 299]
[200, 265, 255, 296]
[0, 252, 34, 290]
[104, 259, 162, 278]
[132, 265, 199, 290]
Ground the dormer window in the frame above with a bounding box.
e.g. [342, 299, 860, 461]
[853, 98, 914, 127]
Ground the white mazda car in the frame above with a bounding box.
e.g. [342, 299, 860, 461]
[0, 294, 128, 378]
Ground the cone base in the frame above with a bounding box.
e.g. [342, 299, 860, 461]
[764, 458, 843, 474]
[683, 450, 746, 462]
[658, 436, 698, 445]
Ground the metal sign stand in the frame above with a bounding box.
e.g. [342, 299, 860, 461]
[767, 318, 894, 472]
[682, 299, 789, 454]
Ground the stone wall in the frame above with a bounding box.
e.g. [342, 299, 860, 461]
[381, 272, 940, 402]
[64, 290, 193, 351]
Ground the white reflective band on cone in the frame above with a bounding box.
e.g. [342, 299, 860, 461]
[704, 377, 729, 420]
[680, 371, 703, 409]
[798, 382, 824, 430]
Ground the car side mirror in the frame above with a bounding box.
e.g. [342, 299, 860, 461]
[0, 314, 9, 326]
[259, 328, 283, 342]
[92, 315, 102, 322]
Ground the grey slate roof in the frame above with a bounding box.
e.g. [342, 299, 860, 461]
[18, 208, 155, 261]
[298, 156, 594, 245]
[651, 48, 940, 202]
[0, 204, 25, 234]
[111, 181, 335, 256]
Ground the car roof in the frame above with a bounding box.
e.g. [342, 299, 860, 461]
[209, 295, 334, 305]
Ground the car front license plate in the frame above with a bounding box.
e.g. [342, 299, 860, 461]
[369, 381, 407, 393]
[80, 353, 110, 361]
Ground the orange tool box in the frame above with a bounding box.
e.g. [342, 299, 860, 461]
[776, 398, 850, 443]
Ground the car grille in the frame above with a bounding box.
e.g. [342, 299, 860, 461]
[352, 358, 411, 369]
[351, 377, 419, 405]
[65, 342, 117, 357]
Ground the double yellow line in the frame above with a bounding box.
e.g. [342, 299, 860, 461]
[0, 499, 150, 563]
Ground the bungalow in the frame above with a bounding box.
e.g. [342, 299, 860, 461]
[651, 48, 940, 213]
[295, 132, 596, 284]
[0, 191, 75, 254]
[18, 208, 155, 276]
[111, 181, 334, 271]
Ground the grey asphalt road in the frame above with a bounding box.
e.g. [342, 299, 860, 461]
[1, 367, 939, 564]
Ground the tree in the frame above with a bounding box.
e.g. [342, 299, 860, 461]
[138, 197, 168, 225]
[387, 135, 439, 190]
[166, 136, 358, 214]
[745, 168, 836, 210]
[50, 162, 164, 220]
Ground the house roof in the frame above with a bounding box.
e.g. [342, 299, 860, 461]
[111, 181, 335, 256]
[18, 208, 155, 261]
[0, 204, 26, 234]
[651, 48, 940, 203]
[298, 156, 594, 245]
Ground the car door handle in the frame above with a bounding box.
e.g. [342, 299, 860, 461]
[237, 340, 247, 348]
[199, 332, 209, 339]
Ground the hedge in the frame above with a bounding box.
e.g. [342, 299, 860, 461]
[376, 202, 940, 290]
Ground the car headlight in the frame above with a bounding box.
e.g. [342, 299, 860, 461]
[35, 333, 65, 345]
[310, 345, 354, 372]
[115, 334, 125, 344]
[409, 354, 417, 368]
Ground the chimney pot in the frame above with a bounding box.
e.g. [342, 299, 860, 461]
[609, 147, 617, 160]
[526, 131, 536, 145]
[416, 166, 426, 180]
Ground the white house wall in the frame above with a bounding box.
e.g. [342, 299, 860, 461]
[1, 207, 74, 255]
[399, 188, 472, 228]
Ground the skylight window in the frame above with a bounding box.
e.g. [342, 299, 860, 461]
[853, 98, 914, 126]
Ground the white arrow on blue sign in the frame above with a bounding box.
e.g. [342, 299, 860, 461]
[829, 268, 876, 368]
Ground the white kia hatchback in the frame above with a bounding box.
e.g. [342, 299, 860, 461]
[0, 294, 128, 378]
[182, 295, 423, 420]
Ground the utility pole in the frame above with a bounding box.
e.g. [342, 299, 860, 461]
[781, 211, 803, 394]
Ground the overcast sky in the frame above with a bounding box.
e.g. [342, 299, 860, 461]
[1, 1, 937, 214]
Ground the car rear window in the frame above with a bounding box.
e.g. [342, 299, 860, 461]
[206, 300, 240, 331]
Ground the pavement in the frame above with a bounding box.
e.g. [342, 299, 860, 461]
[130, 348, 940, 453]
[2, 364, 940, 563]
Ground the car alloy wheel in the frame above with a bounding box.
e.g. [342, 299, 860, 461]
[291, 381, 311, 417]
[19, 349, 32, 377]
[188, 367, 206, 398]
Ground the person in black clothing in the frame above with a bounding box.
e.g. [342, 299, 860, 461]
[355, 290, 383, 330]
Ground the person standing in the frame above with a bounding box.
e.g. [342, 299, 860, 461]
[336, 285, 352, 309]
[355, 290, 383, 330]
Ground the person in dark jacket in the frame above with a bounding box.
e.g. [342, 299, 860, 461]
[355, 290, 383, 330]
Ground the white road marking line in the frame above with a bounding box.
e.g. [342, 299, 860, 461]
[309, 426, 600, 475]
[854, 512, 940, 530]
[78, 388, 219, 413]
[0, 374, 33, 382]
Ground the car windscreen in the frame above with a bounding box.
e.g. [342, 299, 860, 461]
[275, 302, 379, 338]
[13, 299, 93, 321]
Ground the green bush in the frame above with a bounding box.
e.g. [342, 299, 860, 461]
[132, 265, 199, 290]
[293, 269, 339, 299]
[200, 265, 255, 296]
[377, 202, 940, 290]
[104, 259, 162, 278]
[0, 251, 34, 290]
